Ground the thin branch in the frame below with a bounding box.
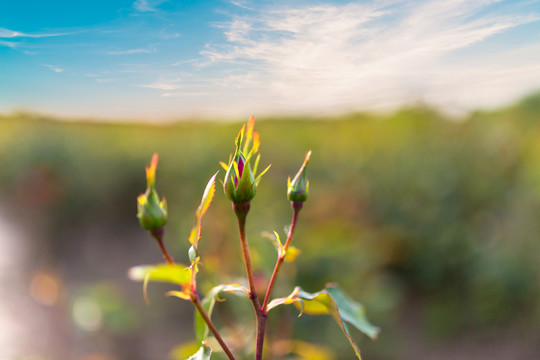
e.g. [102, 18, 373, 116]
[262, 202, 303, 312]
[191, 294, 236, 360]
[151, 228, 175, 265]
[233, 202, 267, 360]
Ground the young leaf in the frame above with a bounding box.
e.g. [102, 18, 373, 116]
[188, 173, 218, 250]
[261, 231, 285, 258]
[187, 344, 212, 360]
[129, 263, 191, 285]
[129, 263, 192, 303]
[266, 286, 301, 312]
[194, 284, 249, 344]
[284, 246, 300, 263]
[266, 284, 379, 360]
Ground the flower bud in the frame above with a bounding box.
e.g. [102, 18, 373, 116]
[224, 152, 256, 203]
[221, 116, 270, 204]
[137, 154, 168, 231]
[288, 151, 311, 203]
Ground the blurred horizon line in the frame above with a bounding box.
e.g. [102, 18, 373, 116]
[2, 90, 540, 125]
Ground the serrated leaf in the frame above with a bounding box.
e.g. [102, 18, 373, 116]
[324, 285, 380, 340]
[187, 344, 212, 360]
[267, 284, 379, 360]
[195, 284, 249, 344]
[188, 173, 218, 250]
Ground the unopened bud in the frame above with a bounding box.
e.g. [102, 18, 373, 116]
[137, 154, 168, 231]
[288, 151, 311, 203]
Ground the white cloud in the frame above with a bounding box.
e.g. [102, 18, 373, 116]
[0, 40, 18, 48]
[133, 0, 164, 12]
[0, 27, 73, 38]
[107, 48, 156, 55]
[201, 0, 540, 114]
[139, 79, 183, 90]
[43, 65, 63, 73]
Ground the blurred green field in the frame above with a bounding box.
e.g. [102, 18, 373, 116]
[1, 94, 540, 359]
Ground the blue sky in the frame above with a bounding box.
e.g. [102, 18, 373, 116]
[1, 0, 540, 121]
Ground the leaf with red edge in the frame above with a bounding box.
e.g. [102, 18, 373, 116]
[266, 284, 379, 360]
[188, 173, 218, 250]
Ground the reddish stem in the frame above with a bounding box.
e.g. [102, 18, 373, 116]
[191, 293, 236, 360]
[262, 202, 303, 312]
[233, 202, 267, 360]
[151, 228, 175, 265]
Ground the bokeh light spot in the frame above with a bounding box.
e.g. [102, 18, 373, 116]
[30, 272, 61, 306]
[73, 296, 102, 331]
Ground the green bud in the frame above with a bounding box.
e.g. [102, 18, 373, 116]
[288, 151, 311, 203]
[137, 154, 168, 231]
[221, 116, 271, 204]
[224, 152, 257, 203]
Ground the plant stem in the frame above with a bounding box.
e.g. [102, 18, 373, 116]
[191, 293, 236, 360]
[262, 202, 303, 312]
[234, 203, 259, 304]
[151, 228, 175, 265]
[255, 314, 267, 360]
[233, 202, 267, 360]
[151, 229, 235, 359]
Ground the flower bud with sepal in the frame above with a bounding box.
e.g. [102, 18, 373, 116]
[221, 115, 270, 206]
[288, 150, 311, 204]
[137, 153, 168, 231]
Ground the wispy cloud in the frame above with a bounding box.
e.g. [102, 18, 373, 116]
[0, 40, 18, 48]
[230, 0, 255, 11]
[201, 0, 540, 113]
[0, 27, 74, 38]
[133, 0, 165, 12]
[43, 64, 64, 73]
[139, 79, 183, 90]
[107, 48, 157, 55]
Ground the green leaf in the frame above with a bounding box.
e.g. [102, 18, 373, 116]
[186, 344, 212, 360]
[129, 263, 192, 303]
[129, 263, 191, 285]
[267, 284, 379, 360]
[324, 285, 380, 340]
[194, 284, 249, 344]
[188, 173, 218, 250]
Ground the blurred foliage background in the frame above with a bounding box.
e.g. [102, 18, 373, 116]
[1, 94, 540, 360]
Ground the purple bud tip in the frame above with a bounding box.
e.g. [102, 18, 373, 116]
[235, 156, 245, 186]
